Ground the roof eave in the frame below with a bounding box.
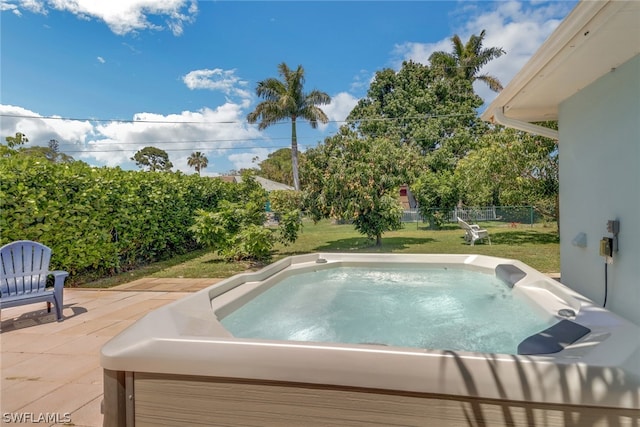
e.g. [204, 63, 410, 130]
[481, 0, 621, 125]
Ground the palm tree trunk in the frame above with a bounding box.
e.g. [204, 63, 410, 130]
[291, 117, 300, 191]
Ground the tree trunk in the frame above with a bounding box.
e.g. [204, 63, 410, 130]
[291, 117, 300, 191]
[376, 233, 382, 246]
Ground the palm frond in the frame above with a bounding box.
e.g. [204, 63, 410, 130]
[476, 74, 504, 92]
[248, 62, 332, 190]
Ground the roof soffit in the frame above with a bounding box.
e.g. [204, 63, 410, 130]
[483, 0, 640, 123]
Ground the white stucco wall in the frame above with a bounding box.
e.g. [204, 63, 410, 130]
[558, 54, 640, 325]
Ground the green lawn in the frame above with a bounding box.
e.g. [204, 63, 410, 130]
[81, 219, 559, 288]
[275, 219, 559, 272]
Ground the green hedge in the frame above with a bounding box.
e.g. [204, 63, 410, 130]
[0, 156, 233, 279]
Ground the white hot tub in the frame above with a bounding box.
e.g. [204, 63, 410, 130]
[101, 253, 640, 426]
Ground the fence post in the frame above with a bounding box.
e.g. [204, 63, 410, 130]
[530, 206, 534, 227]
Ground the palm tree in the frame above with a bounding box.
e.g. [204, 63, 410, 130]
[247, 62, 331, 190]
[187, 151, 208, 175]
[429, 30, 506, 92]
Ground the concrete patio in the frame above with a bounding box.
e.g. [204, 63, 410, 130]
[0, 278, 220, 427]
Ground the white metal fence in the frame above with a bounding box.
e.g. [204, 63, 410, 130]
[402, 206, 540, 225]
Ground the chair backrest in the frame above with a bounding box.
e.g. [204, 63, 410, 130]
[457, 217, 472, 231]
[0, 240, 52, 297]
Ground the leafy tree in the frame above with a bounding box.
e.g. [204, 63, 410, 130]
[48, 139, 59, 156]
[345, 60, 486, 219]
[455, 126, 558, 220]
[5, 132, 28, 148]
[187, 151, 209, 175]
[411, 169, 460, 227]
[131, 146, 173, 172]
[247, 62, 331, 191]
[269, 189, 303, 213]
[2, 135, 74, 163]
[257, 148, 304, 187]
[429, 30, 506, 92]
[304, 129, 427, 246]
[346, 60, 485, 161]
[18, 146, 75, 163]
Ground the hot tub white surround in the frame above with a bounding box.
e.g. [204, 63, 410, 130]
[101, 254, 640, 426]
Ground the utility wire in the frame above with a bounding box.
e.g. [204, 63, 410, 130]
[3, 111, 479, 155]
[73, 136, 295, 146]
[60, 144, 297, 154]
[0, 111, 476, 126]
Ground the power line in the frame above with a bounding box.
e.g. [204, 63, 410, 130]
[0, 111, 476, 126]
[76, 136, 295, 146]
[61, 144, 296, 154]
[0, 114, 242, 125]
[3, 111, 480, 155]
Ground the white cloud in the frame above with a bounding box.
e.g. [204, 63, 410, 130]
[8, 0, 46, 14]
[319, 92, 359, 131]
[97, 56, 105, 64]
[0, 103, 265, 174]
[0, 104, 93, 147]
[88, 104, 262, 171]
[9, 0, 198, 35]
[228, 149, 269, 172]
[391, 1, 574, 105]
[182, 68, 252, 102]
[391, 39, 451, 68]
[1, 1, 22, 15]
[349, 69, 376, 95]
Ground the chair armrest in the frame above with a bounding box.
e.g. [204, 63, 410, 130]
[49, 271, 69, 289]
[48, 270, 67, 321]
[470, 224, 480, 230]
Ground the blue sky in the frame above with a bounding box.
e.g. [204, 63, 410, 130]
[1, 1, 576, 175]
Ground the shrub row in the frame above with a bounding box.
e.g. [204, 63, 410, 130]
[0, 156, 235, 280]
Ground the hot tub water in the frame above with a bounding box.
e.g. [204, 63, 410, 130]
[221, 266, 554, 354]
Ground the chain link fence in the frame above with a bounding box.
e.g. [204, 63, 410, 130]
[402, 206, 549, 227]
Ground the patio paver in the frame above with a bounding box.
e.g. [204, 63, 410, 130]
[0, 278, 215, 427]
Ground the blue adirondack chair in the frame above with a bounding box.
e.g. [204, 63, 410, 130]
[0, 240, 68, 321]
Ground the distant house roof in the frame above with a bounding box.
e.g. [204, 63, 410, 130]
[218, 176, 237, 183]
[218, 175, 294, 191]
[482, 0, 640, 124]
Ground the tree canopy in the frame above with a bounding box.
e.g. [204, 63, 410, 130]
[257, 148, 303, 187]
[342, 60, 488, 220]
[131, 146, 173, 172]
[187, 151, 208, 175]
[17, 145, 75, 163]
[455, 126, 558, 219]
[5, 132, 28, 148]
[346, 60, 486, 163]
[2, 134, 74, 163]
[247, 62, 330, 190]
[304, 128, 427, 245]
[301, 30, 551, 232]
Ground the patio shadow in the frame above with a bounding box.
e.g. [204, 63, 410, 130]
[1, 304, 88, 332]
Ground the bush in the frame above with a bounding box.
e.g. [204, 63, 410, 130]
[0, 155, 231, 279]
[190, 175, 302, 262]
